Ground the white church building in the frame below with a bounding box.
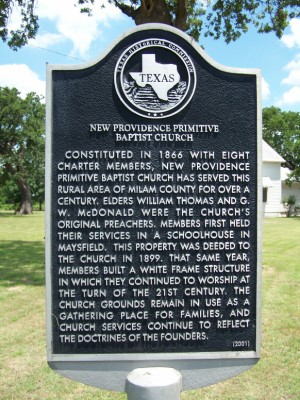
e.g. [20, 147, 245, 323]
[262, 140, 300, 217]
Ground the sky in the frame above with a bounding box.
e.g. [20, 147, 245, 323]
[0, 0, 300, 112]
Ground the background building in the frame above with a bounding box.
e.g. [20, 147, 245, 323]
[263, 140, 300, 217]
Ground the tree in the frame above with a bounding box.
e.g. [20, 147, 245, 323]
[263, 106, 300, 183]
[0, 87, 45, 214]
[0, 0, 38, 49]
[0, 167, 45, 211]
[1, 1, 300, 49]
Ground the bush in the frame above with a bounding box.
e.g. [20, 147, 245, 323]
[282, 195, 297, 217]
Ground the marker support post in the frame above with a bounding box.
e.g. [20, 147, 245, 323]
[126, 368, 182, 400]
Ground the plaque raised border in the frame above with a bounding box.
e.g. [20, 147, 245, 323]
[45, 23, 262, 391]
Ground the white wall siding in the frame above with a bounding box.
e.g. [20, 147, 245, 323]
[263, 162, 285, 217]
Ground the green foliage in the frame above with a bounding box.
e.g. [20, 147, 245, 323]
[1, 0, 300, 47]
[205, 0, 300, 43]
[0, 0, 39, 49]
[282, 194, 297, 217]
[78, 0, 300, 42]
[0, 86, 45, 213]
[0, 171, 44, 210]
[263, 106, 300, 183]
[0, 179, 21, 209]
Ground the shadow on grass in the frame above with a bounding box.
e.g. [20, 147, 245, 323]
[0, 241, 45, 287]
[0, 212, 16, 218]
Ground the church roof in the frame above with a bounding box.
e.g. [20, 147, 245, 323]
[262, 140, 285, 163]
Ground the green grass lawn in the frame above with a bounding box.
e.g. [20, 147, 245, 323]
[0, 212, 299, 399]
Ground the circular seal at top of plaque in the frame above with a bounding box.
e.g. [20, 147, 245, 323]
[114, 38, 197, 119]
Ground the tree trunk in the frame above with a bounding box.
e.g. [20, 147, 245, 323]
[115, 0, 189, 30]
[16, 179, 33, 215]
[175, 0, 187, 31]
[126, 0, 173, 26]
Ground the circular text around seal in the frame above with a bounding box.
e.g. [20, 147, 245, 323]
[114, 39, 197, 119]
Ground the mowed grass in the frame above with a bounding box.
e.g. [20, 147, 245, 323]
[0, 212, 299, 399]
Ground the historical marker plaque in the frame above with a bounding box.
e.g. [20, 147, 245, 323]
[46, 24, 262, 390]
